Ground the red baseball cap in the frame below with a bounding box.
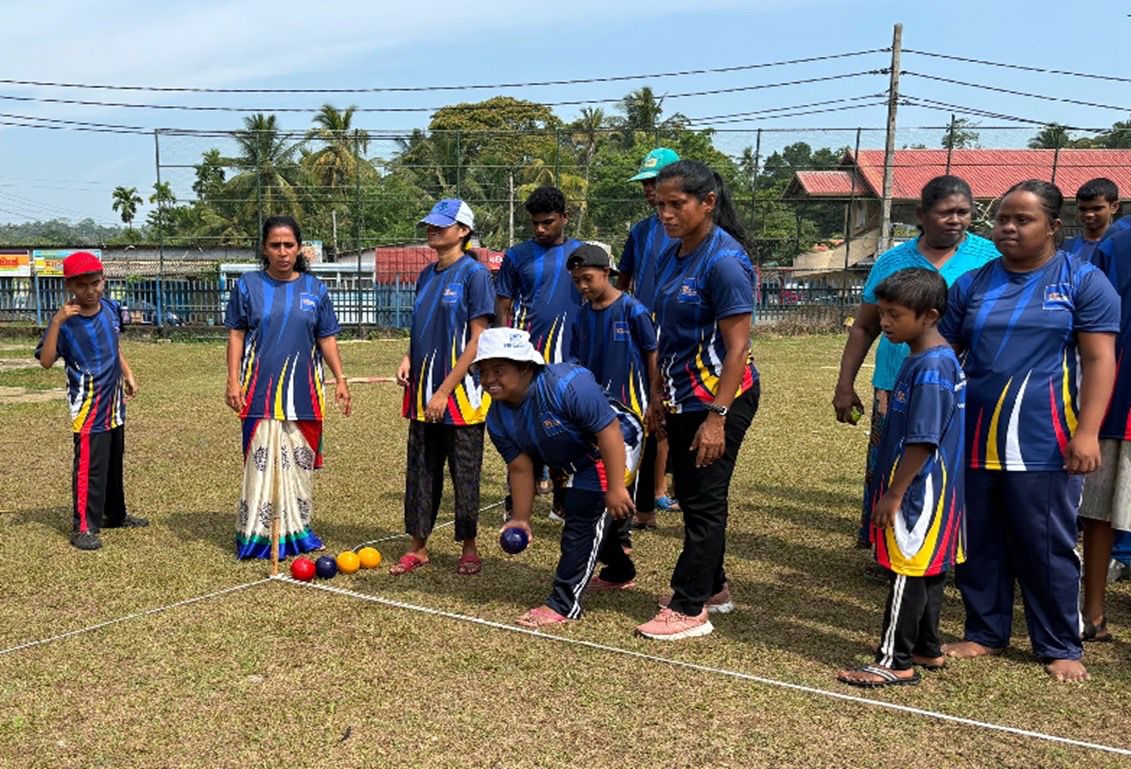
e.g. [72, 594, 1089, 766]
[62, 251, 103, 278]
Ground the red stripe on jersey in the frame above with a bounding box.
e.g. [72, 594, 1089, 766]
[970, 407, 984, 469]
[1049, 380, 1069, 458]
[594, 459, 608, 492]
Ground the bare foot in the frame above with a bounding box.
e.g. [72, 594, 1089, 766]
[943, 641, 1004, 659]
[1045, 658, 1089, 682]
[912, 654, 947, 669]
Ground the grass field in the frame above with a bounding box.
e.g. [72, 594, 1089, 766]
[2, 335, 1130, 769]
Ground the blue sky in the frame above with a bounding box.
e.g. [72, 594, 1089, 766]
[1, 0, 1128, 226]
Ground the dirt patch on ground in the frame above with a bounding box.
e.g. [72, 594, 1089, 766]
[0, 385, 64, 404]
[0, 358, 39, 372]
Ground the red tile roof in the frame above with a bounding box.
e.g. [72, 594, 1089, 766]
[792, 170, 868, 197]
[790, 149, 1131, 201]
[851, 149, 1131, 200]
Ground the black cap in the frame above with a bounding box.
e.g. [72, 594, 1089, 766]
[566, 243, 618, 275]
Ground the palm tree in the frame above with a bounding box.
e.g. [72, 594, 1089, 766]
[569, 108, 607, 236]
[226, 113, 305, 234]
[111, 185, 143, 230]
[305, 104, 370, 192]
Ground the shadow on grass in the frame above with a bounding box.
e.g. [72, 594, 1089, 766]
[6, 505, 70, 535]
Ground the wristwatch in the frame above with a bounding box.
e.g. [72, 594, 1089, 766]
[706, 402, 728, 417]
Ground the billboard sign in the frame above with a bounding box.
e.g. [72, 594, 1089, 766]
[33, 248, 103, 277]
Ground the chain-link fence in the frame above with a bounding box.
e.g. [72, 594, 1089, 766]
[4, 124, 1129, 328]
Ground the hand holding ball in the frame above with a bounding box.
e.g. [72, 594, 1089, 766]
[500, 526, 529, 555]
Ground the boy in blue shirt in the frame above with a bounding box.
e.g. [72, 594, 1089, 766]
[838, 268, 966, 687]
[477, 329, 643, 629]
[568, 243, 657, 553]
[618, 147, 681, 524]
[1064, 178, 1120, 262]
[36, 251, 146, 551]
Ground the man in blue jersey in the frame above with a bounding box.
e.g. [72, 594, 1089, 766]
[1064, 178, 1120, 262]
[496, 186, 583, 511]
[36, 251, 146, 551]
[495, 185, 582, 363]
[476, 329, 642, 629]
[568, 243, 658, 552]
[619, 148, 682, 526]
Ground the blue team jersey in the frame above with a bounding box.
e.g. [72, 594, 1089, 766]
[486, 363, 637, 492]
[569, 293, 657, 419]
[404, 255, 494, 425]
[653, 226, 758, 413]
[36, 298, 125, 434]
[1091, 228, 1131, 439]
[940, 251, 1120, 471]
[870, 347, 966, 577]
[618, 214, 674, 313]
[863, 234, 999, 391]
[224, 271, 341, 422]
[496, 238, 582, 363]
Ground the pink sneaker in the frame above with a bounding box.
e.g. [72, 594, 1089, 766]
[636, 607, 713, 640]
[657, 582, 735, 614]
[587, 576, 637, 593]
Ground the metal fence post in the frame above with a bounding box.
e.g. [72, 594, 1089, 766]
[154, 130, 165, 328]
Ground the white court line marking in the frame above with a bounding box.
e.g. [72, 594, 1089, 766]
[0, 578, 273, 658]
[275, 576, 1131, 758]
[352, 499, 506, 549]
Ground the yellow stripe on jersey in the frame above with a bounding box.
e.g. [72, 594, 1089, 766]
[71, 374, 93, 432]
[883, 454, 948, 576]
[312, 348, 326, 415]
[983, 377, 1013, 470]
[241, 340, 256, 392]
[273, 357, 289, 420]
[1061, 351, 1078, 435]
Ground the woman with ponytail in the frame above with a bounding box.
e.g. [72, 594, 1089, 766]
[636, 160, 759, 641]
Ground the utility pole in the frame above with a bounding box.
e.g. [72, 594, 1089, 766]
[508, 171, 515, 247]
[878, 23, 902, 254]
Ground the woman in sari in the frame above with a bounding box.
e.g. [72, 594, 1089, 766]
[225, 215, 351, 559]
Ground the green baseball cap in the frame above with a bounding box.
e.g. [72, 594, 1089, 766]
[629, 147, 680, 181]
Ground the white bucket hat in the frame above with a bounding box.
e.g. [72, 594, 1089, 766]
[473, 328, 545, 369]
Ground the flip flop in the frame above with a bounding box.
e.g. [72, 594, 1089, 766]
[389, 553, 428, 576]
[837, 664, 921, 689]
[1083, 617, 1113, 643]
[456, 553, 482, 575]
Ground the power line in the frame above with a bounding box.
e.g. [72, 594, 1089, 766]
[0, 50, 886, 94]
[689, 101, 887, 126]
[685, 93, 884, 122]
[904, 49, 1131, 85]
[903, 71, 1131, 113]
[0, 71, 882, 114]
[898, 95, 1052, 126]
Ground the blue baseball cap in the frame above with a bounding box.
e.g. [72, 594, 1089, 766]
[419, 198, 475, 229]
[629, 148, 680, 181]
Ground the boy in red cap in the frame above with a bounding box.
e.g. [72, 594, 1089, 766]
[36, 251, 145, 550]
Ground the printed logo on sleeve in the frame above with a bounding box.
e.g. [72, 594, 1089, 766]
[300, 293, 318, 312]
[1042, 284, 1073, 311]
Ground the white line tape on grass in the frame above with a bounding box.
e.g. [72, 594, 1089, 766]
[276, 576, 1131, 758]
[351, 499, 506, 549]
[0, 578, 273, 658]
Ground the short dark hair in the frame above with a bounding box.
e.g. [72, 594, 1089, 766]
[1076, 177, 1119, 204]
[920, 175, 974, 211]
[524, 186, 567, 215]
[1002, 179, 1063, 223]
[873, 268, 948, 317]
[260, 215, 309, 272]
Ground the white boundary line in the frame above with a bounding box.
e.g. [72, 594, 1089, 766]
[0, 578, 273, 658]
[275, 575, 1131, 758]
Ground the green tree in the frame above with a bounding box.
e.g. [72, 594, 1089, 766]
[111, 185, 143, 230]
[1097, 117, 1131, 149]
[941, 118, 980, 150]
[225, 113, 306, 239]
[192, 149, 226, 200]
[302, 105, 375, 254]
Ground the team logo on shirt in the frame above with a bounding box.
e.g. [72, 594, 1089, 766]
[442, 285, 463, 305]
[613, 320, 630, 341]
[678, 278, 699, 303]
[300, 293, 318, 312]
[541, 416, 565, 436]
[891, 383, 910, 413]
[1042, 284, 1073, 311]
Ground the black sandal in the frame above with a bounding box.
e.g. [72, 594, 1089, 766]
[836, 664, 921, 688]
[1083, 617, 1113, 643]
